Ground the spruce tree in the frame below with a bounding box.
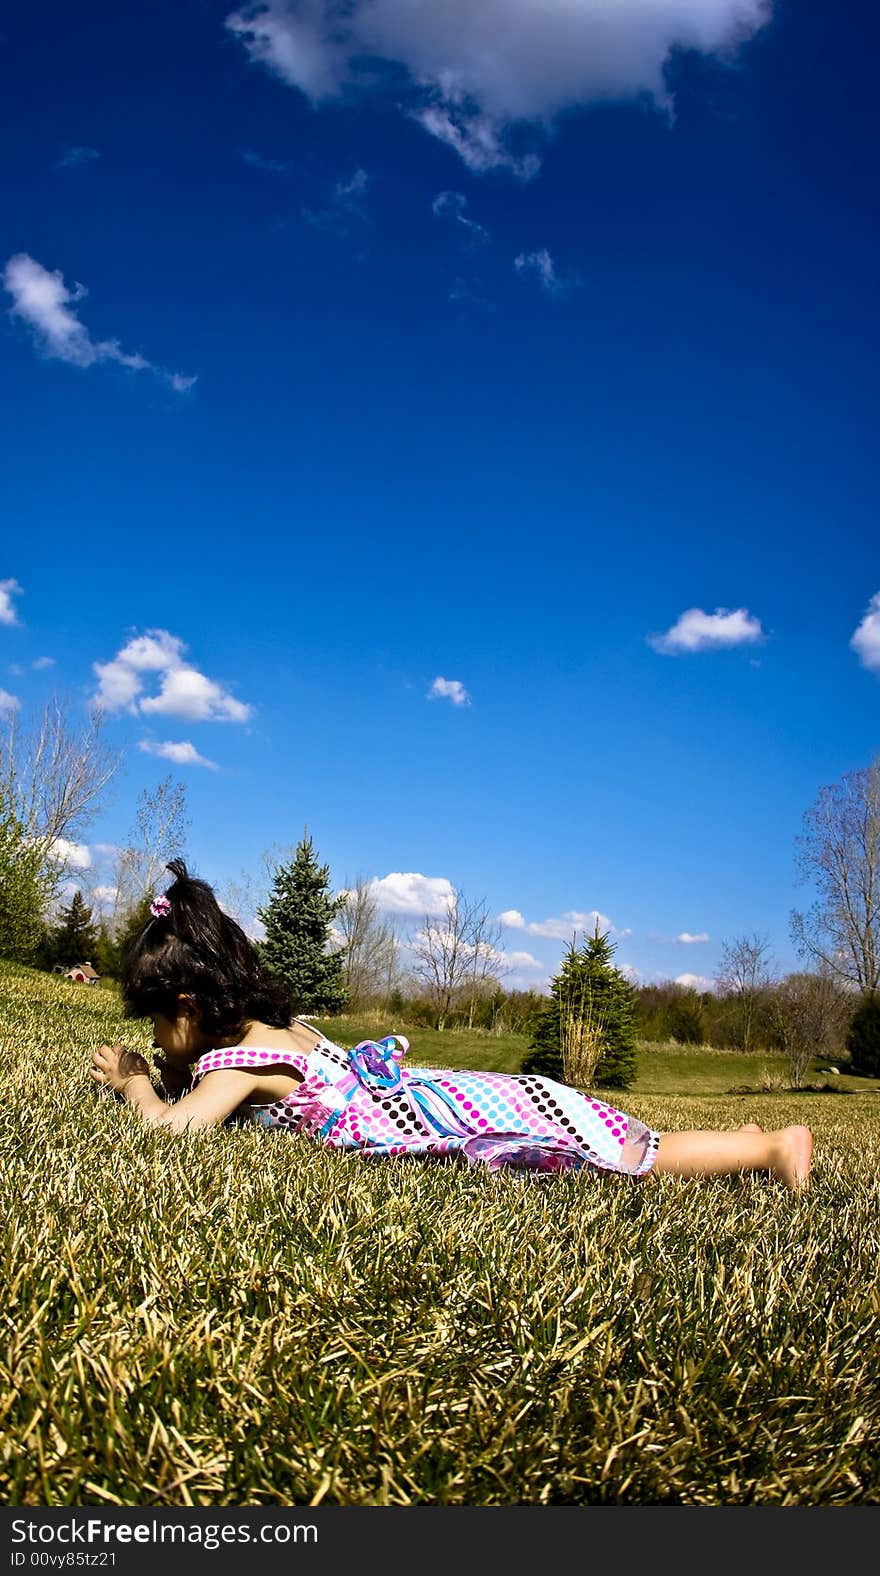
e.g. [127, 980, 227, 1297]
[258, 831, 347, 1015]
[51, 890, 99, 966]
[521, 927, 637, 1090]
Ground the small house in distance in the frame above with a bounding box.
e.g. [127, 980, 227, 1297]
[53, 961, 100, 985]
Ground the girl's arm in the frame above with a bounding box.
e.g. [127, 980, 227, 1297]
[90, 1043, 259, 1132]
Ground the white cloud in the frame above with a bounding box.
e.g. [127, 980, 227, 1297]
[140, 669, 252, 723]
[365, 872, 456, 916]
[3, 254, 196, 393]
[675, 972, 714, 991]
[648, 606, 764, 655]
[92, 629, 252, 723]
[504, 949, 544, 971]
[432, 190, 488, 246]
[514, 248, 560, 292]
[676, 931, 710, 944]
[428, 676, 470, 706]
[32, 655, 55, 669]
[226, 1, 770, 175]
[0, 578, 23, 626]
[0, 688, 20, 715]
[49, 837, 92, 871]
[850, 592, 880, 674]
[138, 739, 219, 769]
[500, 907, 628, 940]
[92, 884, 119, 905]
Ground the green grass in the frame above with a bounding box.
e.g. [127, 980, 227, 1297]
[2, 961, 879, 1506]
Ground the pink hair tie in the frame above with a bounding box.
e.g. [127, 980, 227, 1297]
[150, 895, 172, 918]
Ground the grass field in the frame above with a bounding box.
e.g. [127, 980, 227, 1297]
[2, 962, 879, 1506]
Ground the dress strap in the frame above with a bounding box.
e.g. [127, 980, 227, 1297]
[190, 1046, 311, 1084]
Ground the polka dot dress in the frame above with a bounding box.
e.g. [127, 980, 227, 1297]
[190, 1028, 660, 1178]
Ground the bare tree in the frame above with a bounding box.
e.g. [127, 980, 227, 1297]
[771, 971, 851, 1089]
[2, 695, 120, 861]
[411, 888, 506, 1030]
[463, 899, 505, 1029]
[216, 868, 262, 938]
[111, 775, 189, 920]
[715, 932, 774, 1054]
[791, 755, 880, 992]
[336, 876, 401, 1009]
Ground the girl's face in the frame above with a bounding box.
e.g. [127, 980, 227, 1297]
[150, 1001, 204, 1064]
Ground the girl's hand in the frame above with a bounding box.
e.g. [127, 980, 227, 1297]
[90, 1043, 152, 1095]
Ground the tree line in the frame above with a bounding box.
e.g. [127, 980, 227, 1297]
[3, 697, 880, 1083]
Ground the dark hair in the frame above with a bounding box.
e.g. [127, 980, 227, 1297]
[121, 859, 292, 1040]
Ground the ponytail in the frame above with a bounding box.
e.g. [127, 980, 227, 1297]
[121, 860, 292, 1039]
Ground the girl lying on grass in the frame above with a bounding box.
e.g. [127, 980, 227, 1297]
[89, 861, 813, 1189]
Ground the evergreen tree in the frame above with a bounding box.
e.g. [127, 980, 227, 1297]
[846, 992, 880, 1078]
[258, 831, 347, 1014]
[50, 890, 99, 967]
[521, 927, 637, 1090]
[106, 894, 157, 981]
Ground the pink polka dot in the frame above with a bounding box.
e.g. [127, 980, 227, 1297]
[478, 1118, 488, 1127]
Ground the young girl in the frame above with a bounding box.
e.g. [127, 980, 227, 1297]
[89, 861, 813, 1189]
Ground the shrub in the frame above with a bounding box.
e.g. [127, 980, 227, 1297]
[846, 993, 880, 1078]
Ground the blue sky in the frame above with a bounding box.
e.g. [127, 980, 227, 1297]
[1, 0, 878, 991]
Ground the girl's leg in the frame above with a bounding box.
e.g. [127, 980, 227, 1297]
[653, 1125, 812, 1189]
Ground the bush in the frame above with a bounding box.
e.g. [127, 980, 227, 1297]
[0, 792, 51, 963]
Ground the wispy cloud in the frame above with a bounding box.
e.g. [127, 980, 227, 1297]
[0, 688, 20, 715]
[514, 248, 567, 293]
[138, 739, 219, 769]
[57, 145, 100, 170]
[3, 254, 197, 394]
[241, 148, 294, 175]
[226, 1, 769, 176]
[428, 676, 470, 707]
[648, 607, 765, 655]
[432, 190, 488, 247]
[32, 656, 54, 670]
[303, 168, 369, 232]
[416, 107, 538, 179]
[676, 931, 710, 944]
[499, 907, 630, 941]
[850, 591, 880, 674]
[92, 629, 252, 723]
[0, 578, 23, 626]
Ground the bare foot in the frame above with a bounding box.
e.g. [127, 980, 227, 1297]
[740, 1123, 762, 1133]
[772, 1125, 813, 1190]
